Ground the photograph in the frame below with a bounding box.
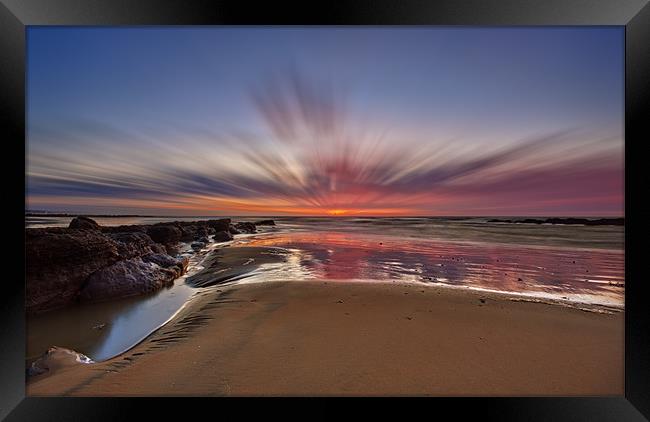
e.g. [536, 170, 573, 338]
[24, 26, 626, 397]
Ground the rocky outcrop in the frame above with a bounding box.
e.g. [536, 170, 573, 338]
[142, 253, 189, 274]
[146, 224, 183, 244]
[191, 241, 206, 250]
[254, 219, 276, 226]
[213, 230, 234, 242]
[26, 228, 122, 314]
[68, 216, 101, 230]
[26, 216, 256, 314]
[234, 222, 256, 234]
[26, 218, 182, 314]
[179, 225, 209, 241]
[206, 218, 231, 232]
[108, 232, 166, 258]
[79, 257, 182, 303]
[101, 224, 147, 234]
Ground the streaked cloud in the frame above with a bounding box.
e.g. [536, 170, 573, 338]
[26, 28, 623, 216]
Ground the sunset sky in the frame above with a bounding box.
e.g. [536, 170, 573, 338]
[26, 27, 624, 216]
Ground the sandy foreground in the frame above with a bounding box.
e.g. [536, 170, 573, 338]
[27, 280, 624, 396]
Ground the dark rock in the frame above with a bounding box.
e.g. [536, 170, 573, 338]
[178, 226, 195, 241]
[165, 244, 180, 256]
[198, 236, 210, 244]
[80, 258, 179, 303]
[191, 241, 206, 250]
[68, 216, 101, 230]
[206, 218, 231, 232]
[146, 224, 182, 244]
[213, 230, 234, 242]
[178, 224, 210, 241]
[26, 228, 121, 314]
[254, 219, 275, 226]
[100, 224, 147, 234]
[27, 346, 93, 377]
[194, 226, 209, 240]
[234, 222, 256, 234]
[142, 253, 188, 276]
[27, 223, 189, 314]
[108, 232, 161, 259]
[228, 224, 241, 235]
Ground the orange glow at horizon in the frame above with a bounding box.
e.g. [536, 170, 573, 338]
[327, 209, 348, 216]
[27, 194, 423, 216]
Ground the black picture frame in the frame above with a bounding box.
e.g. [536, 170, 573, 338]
[2, 0, 649, 420]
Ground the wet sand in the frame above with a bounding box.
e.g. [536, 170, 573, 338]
[27, 280, 623, 396]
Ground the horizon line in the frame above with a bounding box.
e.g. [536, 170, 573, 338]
[25, 212, 625, 219]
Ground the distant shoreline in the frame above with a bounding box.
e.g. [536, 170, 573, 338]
[486, 217, 624, 226]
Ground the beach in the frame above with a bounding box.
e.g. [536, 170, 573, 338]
[25, 216, 625, 396]
[27, 280, 623, 396]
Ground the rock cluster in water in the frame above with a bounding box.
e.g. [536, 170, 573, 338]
[26, 217, 270, 314]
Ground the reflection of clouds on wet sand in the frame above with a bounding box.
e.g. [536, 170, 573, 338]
[239, 231, 624, 308]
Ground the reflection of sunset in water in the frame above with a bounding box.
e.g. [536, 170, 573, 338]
[238, 231, 624, 308]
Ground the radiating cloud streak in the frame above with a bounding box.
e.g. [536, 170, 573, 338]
[27, 70, 623, 216]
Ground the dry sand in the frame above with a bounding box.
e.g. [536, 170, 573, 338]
[27, 280, 624, 396]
